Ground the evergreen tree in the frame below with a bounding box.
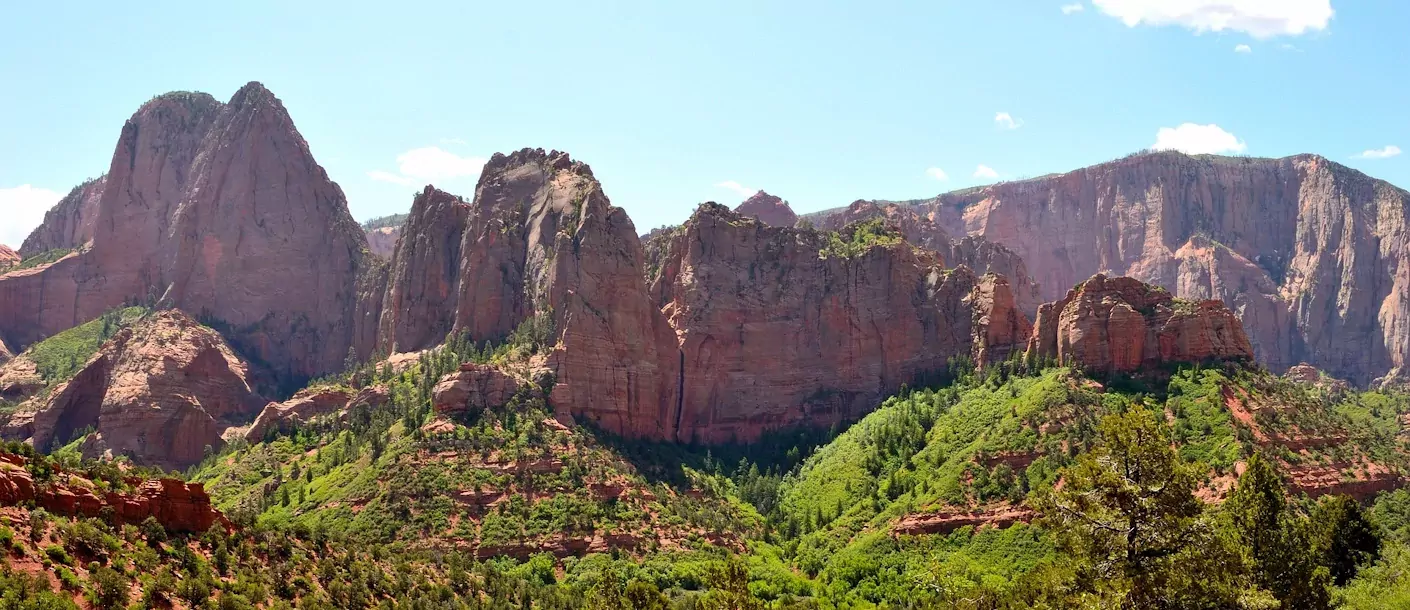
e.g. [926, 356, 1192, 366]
[1224, 453, 1332, 609]
[1309, 494, 1381, 586]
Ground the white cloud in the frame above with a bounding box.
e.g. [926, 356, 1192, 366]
[1354, 145, 1402, 160]
[0, 184, 62, 248]
[714, 180, 758, 199]
[1152, 123, 1247, 154]
[925, 168, 950, 181]
[367, 170, 416, 186]
[395, 147, 487, 180]
[994, 112, 1023, 130]
[1061, 3, 1085, 15]
[1235, 44, 1252, 53]
[1092, 0, 1333, 38]
[973, 165, 999, 179]
[369, 146, 487, 187]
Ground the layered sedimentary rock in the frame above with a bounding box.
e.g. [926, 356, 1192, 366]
[909, 151, 1409, 385]
[816, 200, 1043, 314]
[18, 176, 106, 257]
[0, 452, 228, 532]
[1027, 274, 1254, 374]
[0, 83, 370, 381]
[733, 191, 798, 227]
[0, 310, 266, 469]
[0, 246, 18, 268]
[644, 204, 996, 443]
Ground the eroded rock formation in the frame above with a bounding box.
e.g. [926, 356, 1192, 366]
[0, 246, 19, 269]
[0, 452, 228, 532]
[0, 310, 266, 469]
[911, 151, 1409, 385]
[239, 385, 388, 442]
[1027, 274, 1254, 374]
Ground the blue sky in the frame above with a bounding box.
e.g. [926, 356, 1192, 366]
[1, 0, 1406, 246]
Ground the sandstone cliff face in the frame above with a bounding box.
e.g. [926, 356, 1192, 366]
[733, 191, 798, 227]
[18, 176, 107, 257]
[0, 310, 266, 469]
[1027, 274, 1254, 374]
[0, 84, 370, 382]
[917, 152, 1409, 385]
[432, 363, 528, 414]
[241, 385, 386, 442]
[366, 226, 401, 258]
[376, 187, 470, 352]
[643, 204, 994, 443]
[817, 200, 1043, 315]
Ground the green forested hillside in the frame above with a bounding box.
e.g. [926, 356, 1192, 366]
[5, 335, 1410, 608]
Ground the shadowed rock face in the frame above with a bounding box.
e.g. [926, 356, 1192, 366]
[1027, 274, 1254, 374]
[734, 191, 798, 227]
[19, 176, 106, 257]
[0, 310, 266, 469]
[0, 83, 371, 382]
[914, 151, 1409, 386]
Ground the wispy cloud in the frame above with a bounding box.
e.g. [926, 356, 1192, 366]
[1354, 145, 1402, 160]
[1153, 123, 1247, 154]
[973, 165, 999, 180]
[994, 112, 1023, 130]
[440, 137, 469, 146]
[1234, 44, 1252, 53]
[368, 170, 416, 186]
[1061, 3, 1085, 15]
[369, 146, 488, 187]
[715, 180, 758, 199]
[925, 167, 949, 181]
[1091, 0, 1333, 39]
[0, 184, 62, 247]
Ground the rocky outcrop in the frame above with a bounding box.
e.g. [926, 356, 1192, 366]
[911, 151, 1410, 385]
[817, 200, 1043, 314]
[970, 274, 1032, 365]
[644, 204, 993, 443]
[0, 83, 371, 382]
[0, 246, 18, 269]
[1283, 363, 1351, 394]
[242, 386, 359, 442]
[0, 453, 228, 532]
[1028, 274, 1254, 374]
[432, 363, 526, 414]
[18, 176, 106, 257]
[0, 354, 43, 401]
[893, 504, 1035, 536]
[733, 191, 798, 227]
[0, 310, 266, 469]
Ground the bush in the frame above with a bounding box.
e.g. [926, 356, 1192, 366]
[44, 544, 72, 565]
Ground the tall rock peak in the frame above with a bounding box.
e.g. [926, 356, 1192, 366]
[734, 190, 798, 227]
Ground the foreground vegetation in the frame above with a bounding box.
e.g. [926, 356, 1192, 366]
[3, 317, 1410, 607]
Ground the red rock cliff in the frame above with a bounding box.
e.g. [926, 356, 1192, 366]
[643, 204, 1010, 443]
[0, 84, 371, 382]
[919, 151, 1409, 385]
[1027, 274, 1254, 374]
